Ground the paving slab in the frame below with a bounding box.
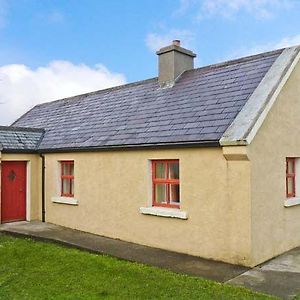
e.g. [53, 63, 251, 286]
[0, 221, 247, 283]
[227, 247, 300, 299]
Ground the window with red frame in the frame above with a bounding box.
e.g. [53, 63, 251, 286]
[286, 158, 296, 198]
[61, 161, 74, 197]
[152, 160, 180, 208]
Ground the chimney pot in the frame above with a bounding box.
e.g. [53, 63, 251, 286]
[172, 39, 181, 46]
[156, 41, 196, 88]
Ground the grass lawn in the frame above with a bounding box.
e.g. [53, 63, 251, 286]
[0, 234, 275, 300]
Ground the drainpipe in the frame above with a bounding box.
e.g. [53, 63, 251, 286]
[40, 153, 46, 222]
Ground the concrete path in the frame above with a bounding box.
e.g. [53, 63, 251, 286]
[0, 221, 247, 283]
[1, 221, 300, 299]
[227, 247, 300, 299]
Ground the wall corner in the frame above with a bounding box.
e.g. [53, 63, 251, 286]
[223, 145, 253, 266]
[222, 145, 249, 161]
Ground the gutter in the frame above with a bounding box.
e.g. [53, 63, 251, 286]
[39, 153, 46, 222]
[1, 149, 40, 154]
[1, 141, 220, 154]
[37, 140, 220, 154]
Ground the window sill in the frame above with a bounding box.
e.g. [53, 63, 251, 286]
[139, 206, 188, 220]
[284, 197, 300, 207]
[51, 196, 79, 206]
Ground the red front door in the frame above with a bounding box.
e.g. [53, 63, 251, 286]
[1, 161, 26, 223]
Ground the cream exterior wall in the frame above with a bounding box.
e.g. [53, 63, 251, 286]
[248, 60, 300, 266]
[0, 153, 42, 221]
[44, 148, 252, 266]
[3, 58, 300, 266]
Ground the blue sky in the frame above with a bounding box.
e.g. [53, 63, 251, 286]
[0, 0, 300, 124]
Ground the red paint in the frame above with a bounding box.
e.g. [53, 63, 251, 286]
[61, 161, 74, 197]
[286, 158, 296, 198]
[1, 161, 26, 223]
[152, 160, 180, 208]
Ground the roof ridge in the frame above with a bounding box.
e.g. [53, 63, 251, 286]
[189, 48, 285, 75]
[19, 48, 287, 112]
[33, 77, 158, 108]
[0, 125, 45, 133]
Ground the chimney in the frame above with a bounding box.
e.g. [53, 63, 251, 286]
[156, 40, 196, 88]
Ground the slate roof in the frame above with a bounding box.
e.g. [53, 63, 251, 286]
[0, 126, 44, 152]
[12, 49, 283, 151]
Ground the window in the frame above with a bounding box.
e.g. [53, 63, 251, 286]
[286, 158, 296, 198]
[152, 160, 180, 208]
[61, 161, 74, 197]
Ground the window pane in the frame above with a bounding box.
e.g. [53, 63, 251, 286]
[169, 162, 179, 179]
[287, 177, 295, 196]
[62, 163, 69, 175]
[155, 184, 167, 203]
[62, 162, 74, 175]
[287, 159, 295, 174]
[170, 184, 180, 203]
[71, 179, 74, 195]
[69, 164, 74, 176]
[62, 179, 71, 195]
[155, 162, 166, 179]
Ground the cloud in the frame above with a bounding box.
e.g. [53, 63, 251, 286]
[176, 0, 294, 20]
[272, 35, 300, 49]
[0, 61, 126, 125]
[146, 29, 194, 52]
[228, 34, 300, 59]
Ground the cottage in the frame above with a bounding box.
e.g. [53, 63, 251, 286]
[1, 41, 300, 267]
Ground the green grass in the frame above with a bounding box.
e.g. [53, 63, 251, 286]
[0, 234, 275, 300]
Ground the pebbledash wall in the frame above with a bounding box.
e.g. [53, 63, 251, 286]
[248, 58, 300, 266]
[44, 147, 252, 266]
[1, 59, 300, 268]
[42, 59, 300, 267]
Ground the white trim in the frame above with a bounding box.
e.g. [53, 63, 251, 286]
[284, 197, 300, 207]
[51, 196, 78, 205]
[26, 161, 31, 221]
[220, 46, 300, 146]
[139, 206, 188, 219]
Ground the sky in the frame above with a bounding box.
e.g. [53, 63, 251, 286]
[1, 0, 300, 125]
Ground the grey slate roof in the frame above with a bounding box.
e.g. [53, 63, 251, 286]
[12, 49, 283, 151]
[0, 126, 44, 152]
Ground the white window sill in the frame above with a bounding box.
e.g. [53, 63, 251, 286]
[51, 196, 79, 206]
[284, 197, 300, 207]
[139, 207, 188, 220]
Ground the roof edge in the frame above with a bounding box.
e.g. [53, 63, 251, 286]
[220, 45, 300, 146]
[37, 140, 220, 153]
[0, 125, 45, 133]
[1, 149, 40, 154]
[11, 77, 158, 114]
